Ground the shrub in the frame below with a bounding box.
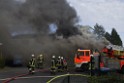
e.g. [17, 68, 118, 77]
[88, 73, 124, 83]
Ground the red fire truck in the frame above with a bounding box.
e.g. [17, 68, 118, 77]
[101, 45, 124, 73]
[74, 45, 124, 73]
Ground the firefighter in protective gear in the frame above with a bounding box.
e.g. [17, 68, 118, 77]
[28, 54, 36, 74]
[60, 57, 64, 71]
[50, 55, 57, 74]
[108, 47, 114, 57]
[102, 46, 108, 54]
[89, 54, 95, 76]
[61, 57, 68, 71]
[37, 54, 44, 69]
[56, 56, 62, 72]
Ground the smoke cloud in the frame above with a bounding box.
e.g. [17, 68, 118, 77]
[0, 0, 108, 66]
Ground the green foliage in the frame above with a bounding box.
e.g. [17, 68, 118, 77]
[93, 24, 123, 46]
[104, 28, 123, 46]
[104, 32, 111, 42]
[111, 28, 123, 46]
[88, 73, 124, 83]
[94, 23, 105, 38]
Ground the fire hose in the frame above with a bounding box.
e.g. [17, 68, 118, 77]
[2, 68, 49, 83]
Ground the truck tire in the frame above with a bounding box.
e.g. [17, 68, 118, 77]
[75, 68, 80, 72]
[81, 63, 89, 71]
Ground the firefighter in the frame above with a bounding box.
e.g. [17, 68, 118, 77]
[61, 57, 68, 71]
[50, 55, 57, 74]
[102, 46, 108, 54]
[89, 54, 95, 76]
[28, 54, 36, 74]
[61, 56, 64, 71]
[56, 56, 62, 72]
[108, 47, 114, 57]
[37, 54, 44, 69]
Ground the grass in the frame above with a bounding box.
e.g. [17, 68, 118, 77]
[88, 72, 124, 83]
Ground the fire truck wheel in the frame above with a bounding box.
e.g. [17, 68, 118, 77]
[121, 66, 124, 74]
[81, 63, 89, 71]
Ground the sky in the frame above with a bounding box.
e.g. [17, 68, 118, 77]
[67, 0, 124, 45]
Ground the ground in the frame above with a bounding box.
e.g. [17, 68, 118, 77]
[1, 67, 124, 83]
[0, 67, 88, 83]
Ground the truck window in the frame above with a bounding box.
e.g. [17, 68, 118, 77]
[77, 51, 84, 56]
[86, 51, 90, 56]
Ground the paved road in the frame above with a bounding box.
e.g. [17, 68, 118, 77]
[0, 67, 89, 83]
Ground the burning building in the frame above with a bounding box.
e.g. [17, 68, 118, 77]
[0, 0, 108, 66]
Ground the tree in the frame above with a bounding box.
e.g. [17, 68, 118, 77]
[111, 28, 122, 46]
[104, 32, 111, 42]
[94, 23, 105, 38]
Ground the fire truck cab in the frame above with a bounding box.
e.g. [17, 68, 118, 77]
[74, 49, 91, 71]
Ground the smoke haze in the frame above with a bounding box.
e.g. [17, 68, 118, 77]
[0, 0, 108, 66]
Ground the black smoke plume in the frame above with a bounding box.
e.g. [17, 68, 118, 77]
[15, 0, 79, 37]
[0, 0, 108, 66]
